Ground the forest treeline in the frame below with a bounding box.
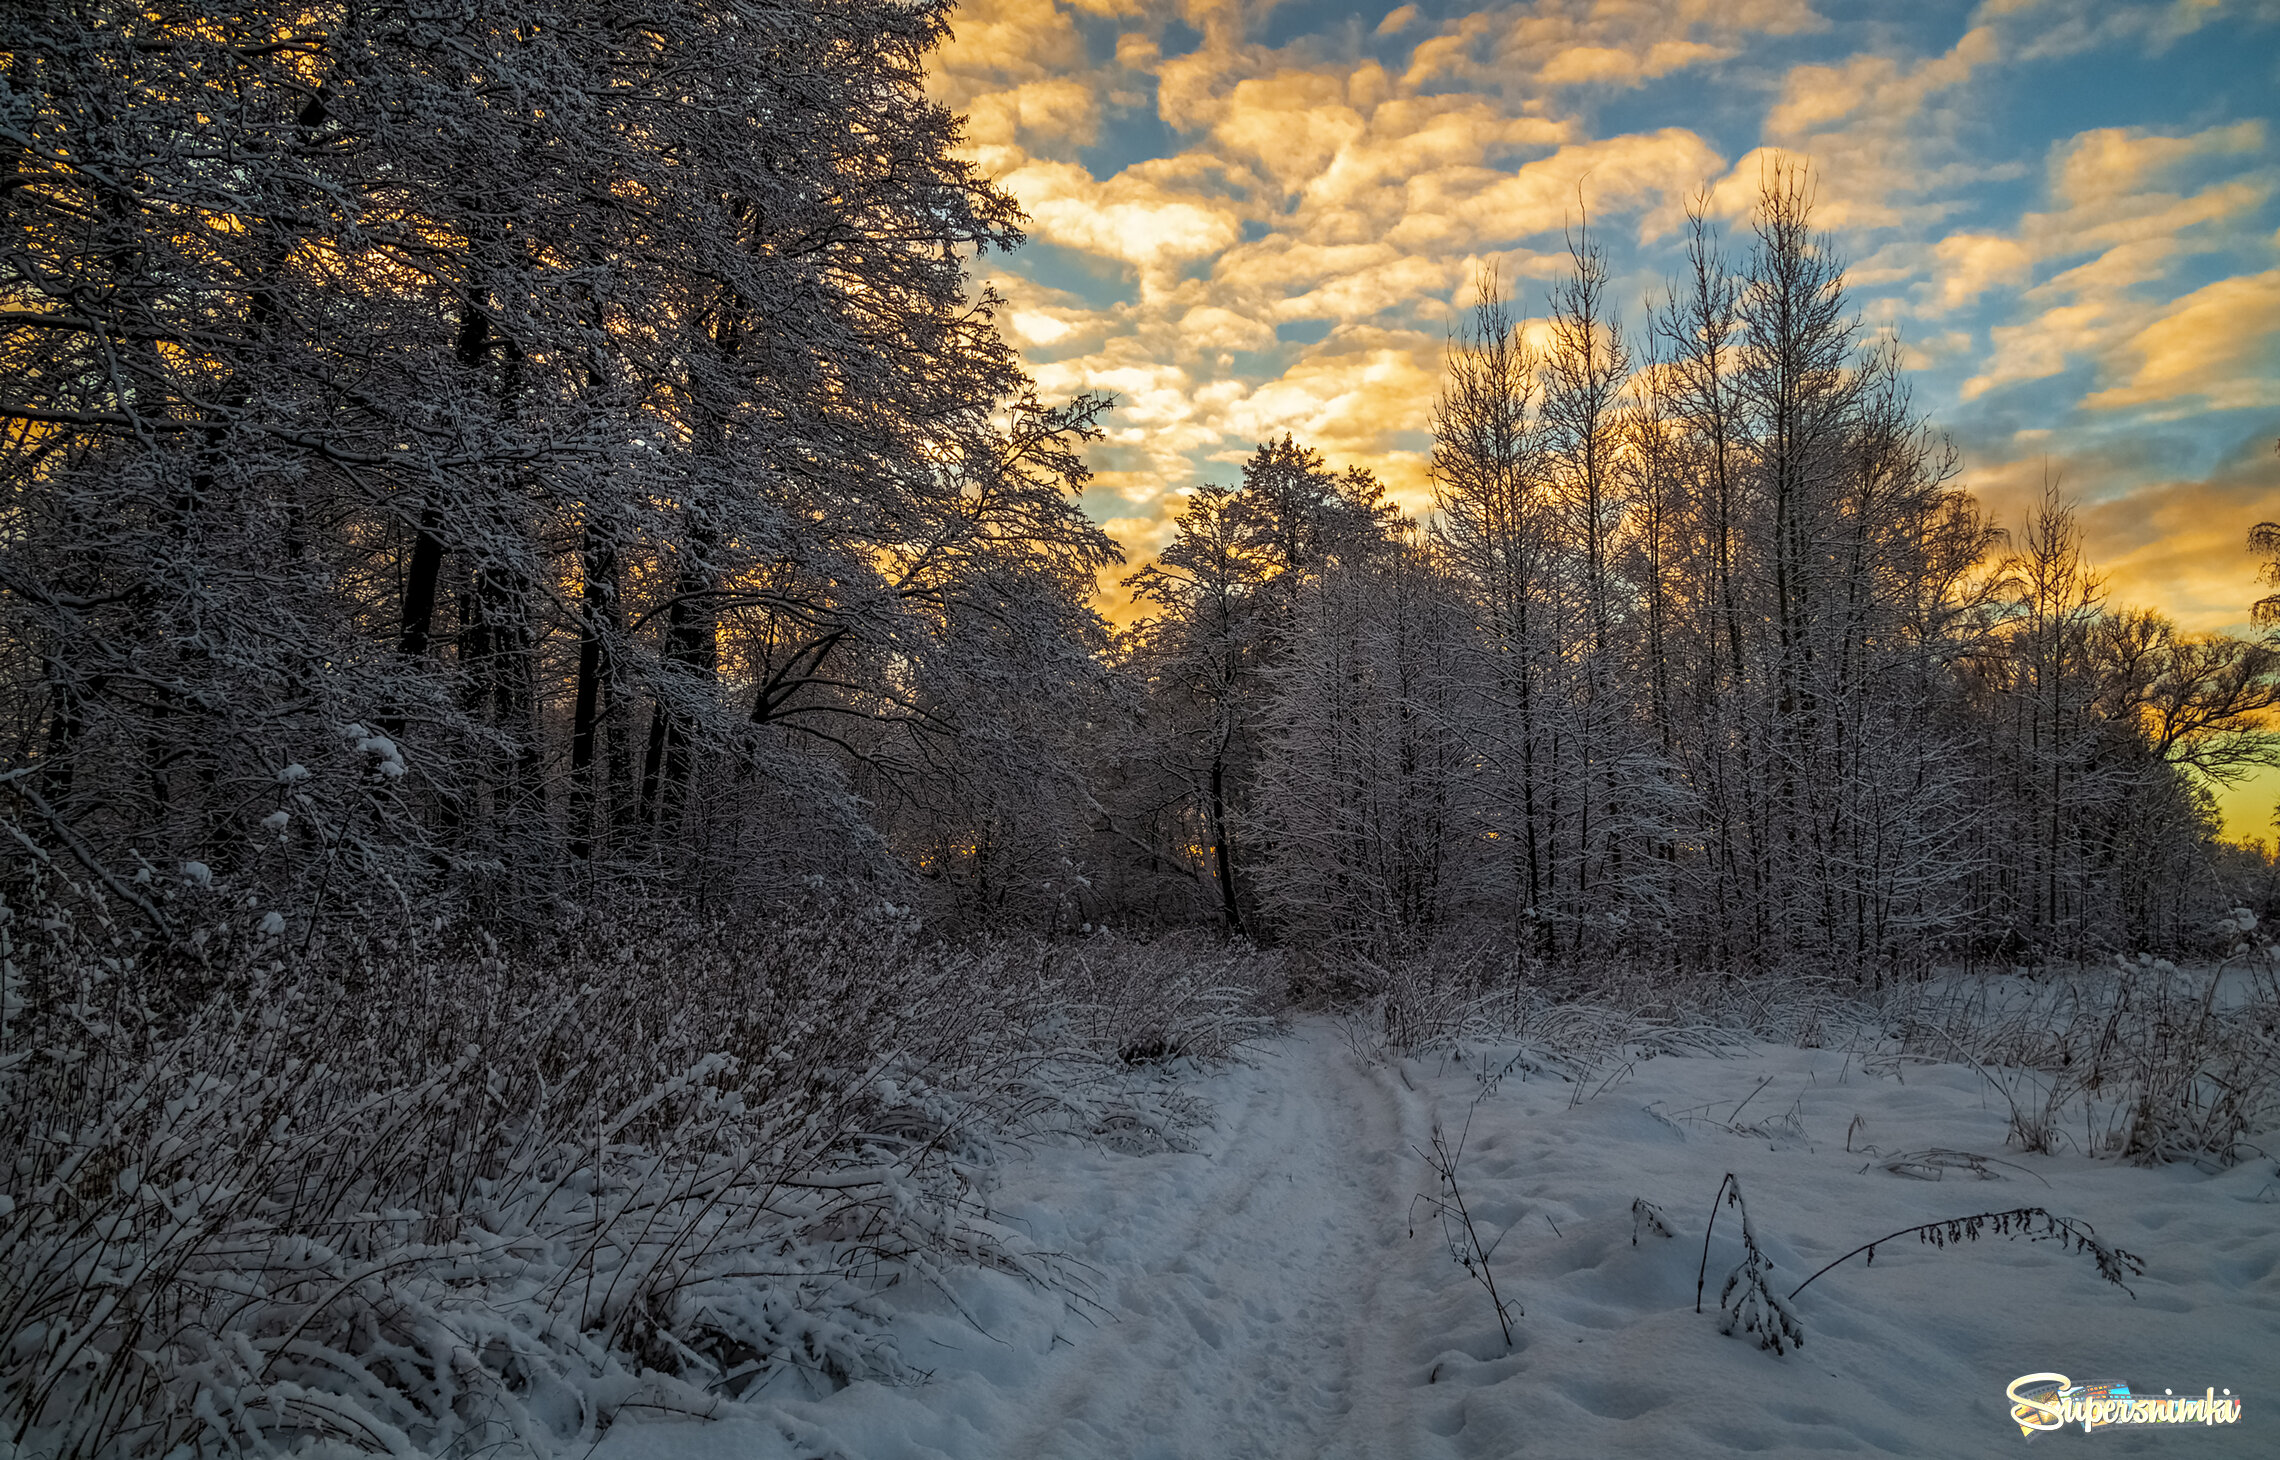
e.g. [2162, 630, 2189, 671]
[1116, 203, 2280, 969]
[4, 1, 2278, 975]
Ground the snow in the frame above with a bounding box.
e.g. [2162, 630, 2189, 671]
[597, 1021, 2278, 1459]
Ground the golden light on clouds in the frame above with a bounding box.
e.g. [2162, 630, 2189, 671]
[930, 0, 2280, 835]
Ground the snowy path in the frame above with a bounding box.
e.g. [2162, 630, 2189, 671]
[998, 1026, 1429, 1460]
[599, 1020, 2280, 1459]
[598, 1024, 1454, 1460]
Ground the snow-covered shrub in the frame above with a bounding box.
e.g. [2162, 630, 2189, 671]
[1696, 1175, 1803, 1355]
[2113, 958, 2280, 1165]
[1890, 951, 2280, 1167]
[1411, 1118, 1520, 1348]
[0, 886, 1249, 1459]
[1353, 942, 1506, 1058]
[1330, 936, 1842, 1080]
[1696, 1176, 2139, 1361]
[1038, 929, 1282, 1066]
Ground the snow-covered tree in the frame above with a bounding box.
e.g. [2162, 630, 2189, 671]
[0, 0, 1116, 943]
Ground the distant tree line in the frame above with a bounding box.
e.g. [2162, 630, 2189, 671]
[1101, 178, 2280, 972]
[3, 6, 2274, 975]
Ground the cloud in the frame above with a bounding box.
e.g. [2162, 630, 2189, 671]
[1210, 330, 1443, 459]
[1537, 40, 1734, 86]
[1176, 304, 1276, 351]
[1288, 96, 1570, 242]
[2049, 119, 2264, 210]
[963, 79, 1103, 152]
[1730, 25, 2003, 229]
[999, 158, 1246, 278]
[1962, 431, 2280, 634]
[929, 0, 1088, 104]
[1763, 27, 1994, 138]
[1425, 130, 1726, 247]
[1400, 0, 1820, 92]
[1209, 70, 1370, 193]
[926, 0, 2276, 699]
[1974, 0, 2232, 62]
[2082, 445, 2280, 635]
[1209, 237, 1471, 326]
[1930, 234, 2035, 309]
[980, 268, 1125, 357]
[2084, 268, 2280, 412]
[1276, 255, 1464, 322]
[1960, 122, 2272, 399]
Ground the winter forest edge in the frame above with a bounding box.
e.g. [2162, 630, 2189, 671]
[5, 4, 2280, 1457]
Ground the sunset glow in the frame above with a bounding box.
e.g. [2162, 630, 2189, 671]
[13, 10, 2280, 1447]
[928, 0, 2280, 835]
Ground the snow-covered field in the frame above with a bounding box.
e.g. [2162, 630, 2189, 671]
[598, 1020, 2277, 1459]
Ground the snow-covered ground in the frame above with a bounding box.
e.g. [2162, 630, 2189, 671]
[598, 1020, 2278, 1458]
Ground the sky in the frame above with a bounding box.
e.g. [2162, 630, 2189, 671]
[923, 0, 2280, 838]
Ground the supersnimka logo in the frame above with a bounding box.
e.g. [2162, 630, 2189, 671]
[2006, 1373, 2245, 1436]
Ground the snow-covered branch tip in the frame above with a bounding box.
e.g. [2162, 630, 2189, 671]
[1694, 1173, 1803, 1354]
[1786, 1207, 2144, 1303]
[1692, 1172, 2143, 1361]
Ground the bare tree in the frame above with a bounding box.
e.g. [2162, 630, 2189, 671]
[1432, 269, 1555, 946]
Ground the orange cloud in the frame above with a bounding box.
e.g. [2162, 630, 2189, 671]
[927, 5, 2277, 828]
[2085, 269, 2280, 413]
[1962, 122, 2272, 400]
[1454, 0, 1821, 92]
[1000, 157, 1246, 279]
[1963, 437, 2279, 637]
[1931, 234, 2034, 310]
